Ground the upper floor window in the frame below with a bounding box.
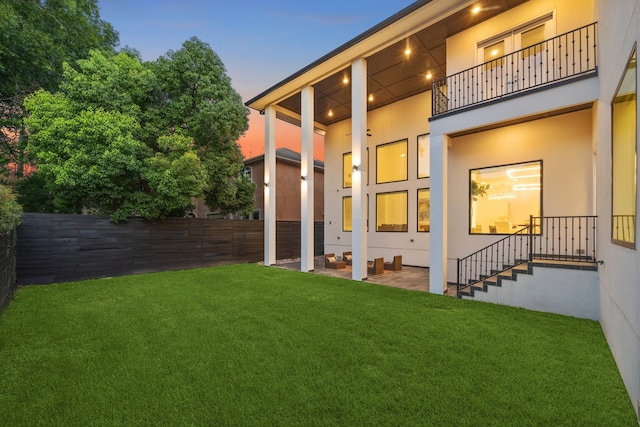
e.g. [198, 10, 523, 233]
[343, 150, 369, 188]
[470, 161, 542, 235]
[612, 47, 637, 248]
[376, 139, 407, 184]
[417, 134, 430, 178]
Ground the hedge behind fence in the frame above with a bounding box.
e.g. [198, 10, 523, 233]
[0, 229, 17, 311]
[17, 213, 324, 285]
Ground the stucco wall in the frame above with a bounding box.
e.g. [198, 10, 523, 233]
[446, 0, 595, 76]
[447, 109, 594, 282]
[323, 91, 432, 266]
[595, 0, 640, 416]
[466, 266, 600, 320]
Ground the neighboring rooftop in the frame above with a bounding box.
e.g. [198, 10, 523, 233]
[245, 147, 324, 169]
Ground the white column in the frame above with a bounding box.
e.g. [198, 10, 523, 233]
[264, 105, 276, 266]
[351, 58, 368, 281]
[301, 86, 315, 272]
[430, 133, 448, 294]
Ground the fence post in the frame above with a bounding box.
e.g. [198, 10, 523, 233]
[529, 215, 534, 262]
[456, 258, 460, 297]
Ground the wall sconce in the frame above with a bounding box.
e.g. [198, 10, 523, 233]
[301, 175, 306, 181]
[352, 165, 359, 172]
[264, 182, 269, 187]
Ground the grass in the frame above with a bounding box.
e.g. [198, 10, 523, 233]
[0, 264, 635, 426]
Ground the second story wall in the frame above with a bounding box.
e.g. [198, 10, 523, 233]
[446, 0, 595, 76]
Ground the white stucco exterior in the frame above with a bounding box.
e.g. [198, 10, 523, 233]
[248, 0, 640, 416]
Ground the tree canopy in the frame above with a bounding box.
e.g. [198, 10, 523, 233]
[24, 40, 254, 221]
[0, 0, 118, 179]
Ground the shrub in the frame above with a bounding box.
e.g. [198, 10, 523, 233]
[0, 184, 23, 234]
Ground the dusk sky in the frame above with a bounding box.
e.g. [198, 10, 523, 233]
[97, 1, 415, 160]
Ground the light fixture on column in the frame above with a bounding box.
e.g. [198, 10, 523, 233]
[352, 165, 359, 172]
[264, 182, 269, 187]
[301, 175, 306, 181]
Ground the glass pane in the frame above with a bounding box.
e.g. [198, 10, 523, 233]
[376, 191, 408, 232]
[343, 153, 352, 188]
[521, 24, 545, 57]
[418, 189, 430, 232]
[343, 196, 352, 231]
[376, 140, 408, 183]
[484, 40, 505, 69]
[612, 49, 637, 246]
[418, 134, 430, 178]
[470, 161, 542, 234]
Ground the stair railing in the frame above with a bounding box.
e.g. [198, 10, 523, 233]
[456, 225, 532, 296]
[457, 215, 598, 296]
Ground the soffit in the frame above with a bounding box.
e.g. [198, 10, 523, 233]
[250, 0, 528, 128]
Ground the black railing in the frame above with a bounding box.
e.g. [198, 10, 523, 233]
[457, 215, 597, 296]
[531, 216, 597, 262]
[434, 23, 597, 116]
[612, 214, 636, 244]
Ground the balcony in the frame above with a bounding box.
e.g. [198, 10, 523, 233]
[432, 23, 597, 117]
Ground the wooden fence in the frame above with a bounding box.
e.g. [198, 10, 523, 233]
[0, 229, 17, 311]
[17, 213, 324, 285]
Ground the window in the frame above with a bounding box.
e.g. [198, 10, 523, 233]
[376, 191, 408, 232]
[470, 161, 542, 234]
[343, 195, 369, 232]
[343, 153, 352, 188]
[612, 47, 637, 247]
[417, 134, 430, 178]
[242, 167, 252, 181]
[418, 189, 430, 232]
[376, 140, 407, 184]
[343, 150, 369, 188]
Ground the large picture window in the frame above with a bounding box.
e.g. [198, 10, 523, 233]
[376, 191, 407, 232]
[470, 161, 542, 234]
[376, 139, 407, 184]
[418, 134, 430, 178]
[612, 47, 637, 247]
[418, 189, 430, 232]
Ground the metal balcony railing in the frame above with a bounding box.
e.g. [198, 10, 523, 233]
[433, 23, 597, 116]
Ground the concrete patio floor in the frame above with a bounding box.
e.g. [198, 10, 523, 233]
[272, 256, 452, 294]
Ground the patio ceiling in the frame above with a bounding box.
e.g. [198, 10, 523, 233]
[274, 0, 528, 128]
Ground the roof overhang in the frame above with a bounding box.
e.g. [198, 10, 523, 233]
[246, 0, 529, 128]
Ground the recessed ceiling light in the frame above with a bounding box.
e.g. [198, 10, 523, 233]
[426, 72, 433, 80]
[405, 48, 411, 56]
[368, 94, 374, 102]
[472, 6, 481, 14]
[343, 76, 349, 84]
[328, 110, 334, 117]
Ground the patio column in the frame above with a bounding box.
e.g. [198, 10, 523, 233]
[300, 85, 315, 272]
[264, 105, 276, 266]
[430, 133, 449, 294]
[351, 57, 368, 281]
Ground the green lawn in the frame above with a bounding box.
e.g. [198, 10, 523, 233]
[0, 264, 635, 426]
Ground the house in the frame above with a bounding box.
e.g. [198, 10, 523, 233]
[246, 0, 639, 415]
[191, 147, 324, 220]
[243, 147, 324, 221]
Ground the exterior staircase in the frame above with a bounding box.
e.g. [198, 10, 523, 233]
[456, 216, 600, 319]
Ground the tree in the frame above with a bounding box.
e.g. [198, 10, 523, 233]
[152, 37, 254, 216]
[0, 0, 118, 180]
[24, 45, 251, 221]
[24, 51, 206, 221]
[0, 184, 22, 234]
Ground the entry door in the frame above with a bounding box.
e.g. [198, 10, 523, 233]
[477, 18, 553, 99]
